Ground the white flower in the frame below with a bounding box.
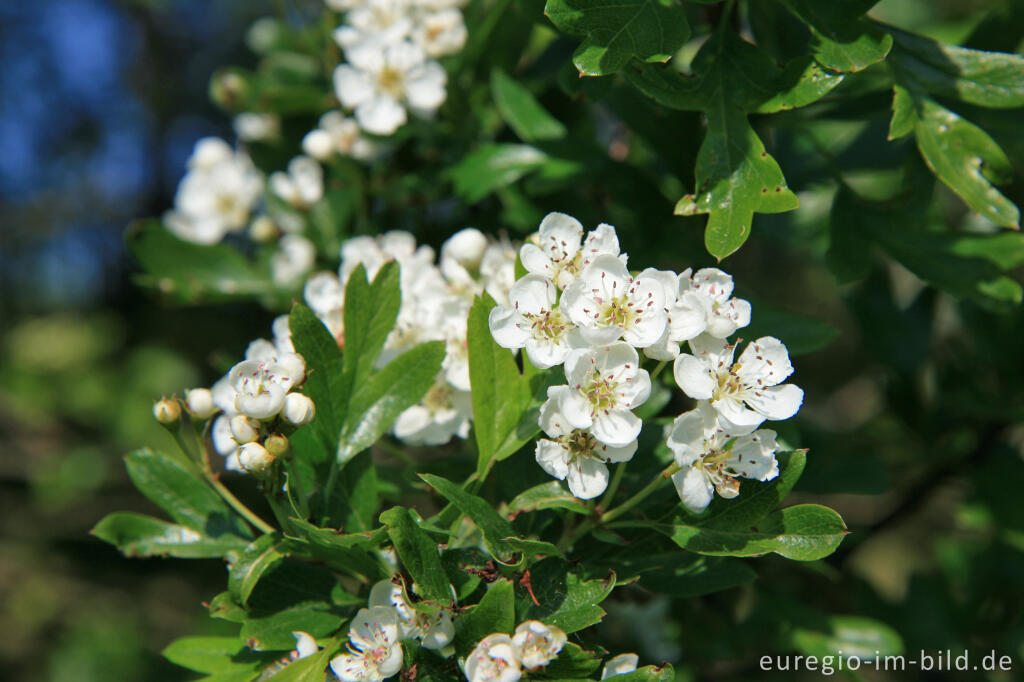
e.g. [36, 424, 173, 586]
[667, 403, 779, 512]
[440, 227, 489, 296]
[165, 138, 263, 245]
[550, 343, 651, 447]
[464, 633, 521, 682]
[185, 388, 217, 419]
[228, 356, 305, 419]
[334, 0, 415, 51]
[233, 112, 279, 142]
[270, 155, 324, 208]
[282, 393, 316, 426]
[304, 271, 345, 340]
[480, 240, 517, 306]
[512, 621, 566, 670]
[519, 212, 623, 289]
[412, 8, 467, 57]
[535, 388, 636, 499]
[303, 111, 379, 161]
[272, 235, 316, 287]
[334, 40, 446, 136]
[292, 631, 320, 660]
[212, 415, 243, 471]
[674, 334, 803, 428]
[393, 379, 471, 445]
[489, 275, 577, 369]
[272, 314, 295, 354]
[330, 606, 404, 682]
[368, 580, 454, 650]
[638, 267, 705, 361]
[601, 654, 639, 678]
[237, 442, 275, 472]
[679, 268, 751, 339]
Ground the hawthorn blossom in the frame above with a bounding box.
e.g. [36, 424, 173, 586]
[547, 343, 651, 448]
[330, 607, 403, 682]
[562, 254, 668, 347]
[304, 271, 345, 340]
[164, 137, 263, 245]
[464, 634, 522, 682]
[674, 334, 803, 428]
[233, 112, 279, 142]
[392, 378, 471, 445]
[667, 403, 779, 512]
[489, 275, 577, 369]
[639, 267, 706, 361]
[334, 40, 446, 136]
[272, 235, 316, 287]
[440, 228, 489, 296]
[535, 387, 636, 499]
[411, 7, 467, 57]
[292, 631, 320, 660]
[228, 354, 306, 420]
[679, 268, 752, 339]
[270, 155, 324, 209]
[303, 111, 379, 161]
[185, 388, 216, 419]
[368, 580, 454, 650]
[512, 621, 566, 670]
[519, 212, 622, 289]
[479, 240, 517, 305]
[334, 0, 415, 51]
[602, 654, 639, 678]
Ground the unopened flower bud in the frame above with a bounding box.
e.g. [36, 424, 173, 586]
[230, 414, 260, 444]
[249, 215, 279, 243]
[282, 393, 315, 426]
[265, 433, 290, 456]
[238, 442, 274, 472]
[153, 398, 181, 425]
[302, 129, 334, 160]
[185, 388, 217, 419]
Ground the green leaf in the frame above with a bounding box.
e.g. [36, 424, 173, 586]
[508, 481, 590, 516]
[450, 144, 548, 202]
[337, 341, 445, 462]
[613, 664, 676, 681]
[536, 643, 603, 679]
[890, 28, 1024, 108]
[162, 636, 256, 674]
[208, 592, 248, 623]
[516, 558, 615, 633]
[380, 507, 452, 604]
[791, 615, 904, 659]
[491, 69, 567, 142]
[454, 579, 516, 655]
[262, 648, 333, 682]
[419, 473, 517, 561]
[663, 503, 848, 560]
[289, 302, 346, 447]
[890, 87, 1019, 228]
[753, 57, 846, 114]
[544, 0, 690, 77]
[467, 295, 547, 476]
[779, 0, 892, 73]
[92, 512, 248, 559]
[240, 604, 344, 651]
[123, 448, 250, 540]
[229, 534, 289, 606]
[627, 31, 802, 259]
[284, 520, 386, 583]
[342, 262, 402, 394]
[127, 220, 270, 303]
[692, 450, 807, 531]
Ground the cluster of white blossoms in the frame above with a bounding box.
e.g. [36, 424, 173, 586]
[488, 212, 803, 508]
[182, 316, 315, 473]
[304, 227, 515, 445]
[327, 0, 467, 136]
[330, 579, 454, 681]
[464, 621, 566, 682]
[164, 138, 264, 245]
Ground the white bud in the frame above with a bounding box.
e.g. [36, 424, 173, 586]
[302, 128, 334, 160]
[264, 433, 290, 456]
[512, 620, 566, 670]
[249, 215, 278, 242]
[230, 414, 260, 444]
[185, 388, 217, 419]
[465, 634, 522, 682]
[601, 653, 639, 679]
[238, 442, 274, 472]
[153, 398, 181, 424]
[282, 393, 316, 426]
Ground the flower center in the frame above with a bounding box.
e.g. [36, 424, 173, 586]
[581, 369, 619, 413]
[424, 381, 453, 411]
[378, 66, 405, 97]
[522, 308, 569, 341]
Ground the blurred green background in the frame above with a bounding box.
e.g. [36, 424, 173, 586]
[2, 0, 1024, 680]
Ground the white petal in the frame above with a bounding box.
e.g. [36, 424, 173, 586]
[727, 429, 779, 481]
[602, 653, 639, 678]
[405, 60, 447, 113]
[567, 457, 609, 499]
[669, 290, 709, 341]
[591, 409, 642, 448]
[557, 388, 593, 430]
[535, 439, 570, 481]
[618, 367, 651, 409]
[333, 64, 375, 109]
[539, 387, 573, 438]
[673, 467, 714, 513]
[745, 383, 804, 421]
[736, 336, 794, 387]
[537, 212, 584, 260]
[524, 336, 570, 370]
[519, 243, 553, 279]
[691, 267, 734, 302]
[489, 306, 531, 349]
[673, 354, 715, 400]
[712, 396, 765, 428]
[596, 439, 637, 463]
[355, 95, 407, 135]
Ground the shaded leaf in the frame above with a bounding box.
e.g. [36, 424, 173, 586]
[454, 579, 516, 655]
[791, 615, 904, 659]
[491, 69, 567, 142]
[380, 507, 452, 604]
[508, 481, 590, 516]
[780, 0, 892, 73]
[92, 512, 248, 559]
[162, 636, 256, 675]
[516, 558, 615, 633]
[241, 604, 344, 651]
[229, 534, 289, 606]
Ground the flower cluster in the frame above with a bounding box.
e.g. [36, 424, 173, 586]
[305, 228, 515, 445]
[183, 316, 314, 473]
[164, 138, 264, 245]
[331, 579, 455, 681]
[489, 212, 803, 508]
[464, 621, 566, 682]
[328, 0, 467, 137]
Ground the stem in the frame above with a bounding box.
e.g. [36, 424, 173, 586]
[602, 462, 682, 524]
[209, 476, 277, 535]
[598, 462, 627, 512]
[649, 361, 668, 382]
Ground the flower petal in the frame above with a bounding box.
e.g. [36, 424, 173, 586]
[673, 353, 715, 400]
[672, 467, 714, 513]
